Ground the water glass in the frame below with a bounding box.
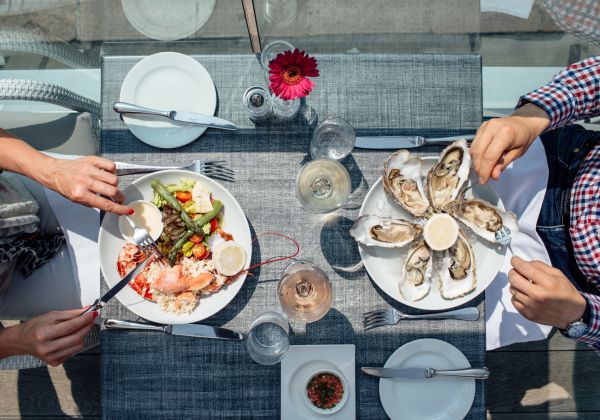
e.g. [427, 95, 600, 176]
[263, 0, 298, 27]
[272, 94, 300, 121]
[310, 117, 356, 160]
[246, 311, 290, 365]
[296, 159, 351, 213]
[261, 39, 294, 73]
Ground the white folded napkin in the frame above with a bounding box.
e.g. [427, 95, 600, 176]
[485, 137, 553, 350]
[480, 0, 534, 19]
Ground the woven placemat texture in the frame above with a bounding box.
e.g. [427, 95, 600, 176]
[101, 53, 484, 419]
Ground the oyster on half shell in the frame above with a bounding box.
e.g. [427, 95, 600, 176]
[426, 140, 471, 211]
[399, 240, 432, 301]
[444, 198, 518, 244]
[383, 150, 431, 216]
[350, 215, 422, 248]
[439, 231, 477, 299]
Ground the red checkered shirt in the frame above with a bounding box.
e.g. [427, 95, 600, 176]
[518, 56, 600, 350]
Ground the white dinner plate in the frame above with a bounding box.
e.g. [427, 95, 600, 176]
[98, 170, 251, 324]
[379, 339, 475, 420]
[121, 0, 216, 41]
[281, 345, 356, 420]
[358, 157, 505, 311]
[119, 52, 217, 149]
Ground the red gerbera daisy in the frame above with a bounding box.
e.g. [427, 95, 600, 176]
[268, 48, 319, 101]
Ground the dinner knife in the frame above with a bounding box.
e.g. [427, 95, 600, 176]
[361, 366, 490, 380]
[79, 253, 152, 316]
[103, 319, 245, 341]
[354, 134, 475, 149]
[113, 102, 238, 131]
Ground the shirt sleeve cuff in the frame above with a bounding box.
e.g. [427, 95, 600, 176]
[516, 82, 577, 130]
[572, 293, 600, 346]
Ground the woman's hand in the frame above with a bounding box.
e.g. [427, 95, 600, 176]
[41, 156, 132, 215]
[0, 309, 97, 366]
[470, 103, 550, 184]
[508, 256, 587, 330]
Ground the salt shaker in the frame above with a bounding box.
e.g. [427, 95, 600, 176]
[243, 86, 272, 123]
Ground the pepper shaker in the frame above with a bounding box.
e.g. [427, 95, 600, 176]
[243, 86, 272, 123]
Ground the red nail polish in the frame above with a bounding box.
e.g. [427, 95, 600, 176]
[92, 311, 98, 319]
[128, 208, 135, 215]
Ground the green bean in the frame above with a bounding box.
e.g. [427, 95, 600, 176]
[168, 230, 194, 265]
[194, 200, 223, 228]
[151, 180, 201, 233]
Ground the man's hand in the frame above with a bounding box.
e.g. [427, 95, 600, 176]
[0, 309, 96, 366]
[470, 103, 550, 184]
[508, 256, 587, 330]
[41, 156, 132, 215]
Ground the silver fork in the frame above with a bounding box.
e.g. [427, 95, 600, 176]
[495, 226, 512, 247]
[363, 307, 479, 330]
[116, 160, 235, 182]
[123, 216, 163, 258]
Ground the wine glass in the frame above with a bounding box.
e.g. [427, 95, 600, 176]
[296, 159, 351, 213]
[278, 261, 333, 323]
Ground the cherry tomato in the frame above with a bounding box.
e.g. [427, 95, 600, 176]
[209, 218, 219, 233]
[176, 191, 192, 203]
[192, 243, 208, 259]
[189, 234, 204, 244]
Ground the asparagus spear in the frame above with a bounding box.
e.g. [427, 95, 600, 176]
[168, 230, 194, 265]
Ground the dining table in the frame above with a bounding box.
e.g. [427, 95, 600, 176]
[99, 50, 485, 419]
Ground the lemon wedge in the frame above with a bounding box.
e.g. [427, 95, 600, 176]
[212, 241, 247, 276]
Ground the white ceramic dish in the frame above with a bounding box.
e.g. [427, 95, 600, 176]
[303, 369, 349, 415]
[119, 52, 217, 149]
[121, 0, 216, 41]
[281, 345, 355, 420]
[358, 156, 506, 311]
[379, 338, 476, 420]
[117, 200, 163, 242]
[98, 170, 251, 324]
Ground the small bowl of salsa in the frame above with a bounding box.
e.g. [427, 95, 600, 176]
[303, 369, 348, 415]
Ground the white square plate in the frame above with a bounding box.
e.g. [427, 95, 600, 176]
[281, 344, 356, 420]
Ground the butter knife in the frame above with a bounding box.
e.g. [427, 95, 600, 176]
[361, 366, 489, 379]
[113, 102, 238, 131]
[354, 134, 475, 149]
[103, 319, 245, 341]
[79, 253, 152, 316]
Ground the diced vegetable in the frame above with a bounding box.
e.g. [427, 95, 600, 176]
[192, 200, 224, 228]
[176, 191, 192, 203]
[182, 241, 194, 258]
[201, 223, 211, 236]
[192, 243, 207, 259]
[209, 218, 219, 233]
[189, 234, 203, 244]
[166, 179, 195, 193]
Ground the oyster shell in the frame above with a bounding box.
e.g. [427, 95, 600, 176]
[383, 150, 431, 216]
[350, 215, 422, 248]
[426, 140, 471, 211]
[399, 240, 432, 301]
[439, 231, 477, 299]
[444, 198, 518, 244]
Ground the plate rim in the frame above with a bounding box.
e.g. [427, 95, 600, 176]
[358, 156, 505, 311]
[121, 0, 217, 41]
[98, 169, 251, 324]
[379, 338, 475, 420]
[119, 51, 217, 149]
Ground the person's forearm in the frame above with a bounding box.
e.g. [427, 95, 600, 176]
[516, 56, 600, 129]
[511, 102, 551, 140]
[0, 129, 56, 187]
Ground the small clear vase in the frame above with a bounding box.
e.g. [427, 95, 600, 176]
[271, 94, 300, 121]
